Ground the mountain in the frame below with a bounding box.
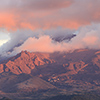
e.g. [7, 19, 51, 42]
[0, 49, 100, 99]
[0, 51, 54, 74]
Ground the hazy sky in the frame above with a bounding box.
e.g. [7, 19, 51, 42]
[0, 0, 100, 56]
[0, 31, 10, 46]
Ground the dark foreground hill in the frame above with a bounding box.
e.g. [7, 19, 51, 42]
[0, 97, 12, 100]
[1, 93, 100, 100]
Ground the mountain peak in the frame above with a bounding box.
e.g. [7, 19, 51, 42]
[0, 51, 54, 75]
[20, 50, 30, 55]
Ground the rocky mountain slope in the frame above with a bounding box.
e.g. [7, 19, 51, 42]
[0, 49, 100, 100]
[0, 51, 54, 74]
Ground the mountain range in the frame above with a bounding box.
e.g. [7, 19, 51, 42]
[0, 49, 100, 100]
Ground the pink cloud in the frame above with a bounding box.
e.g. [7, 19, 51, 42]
[12, 24, 100, 54]
[0, 0, 100, 30]
[15, 35, 67, 53]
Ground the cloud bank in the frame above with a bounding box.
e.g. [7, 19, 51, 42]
[0, 28, 75, 56]
[0, 24, 100, 58]
[14, 24, 100, 53]
[0, 0, 100, 30]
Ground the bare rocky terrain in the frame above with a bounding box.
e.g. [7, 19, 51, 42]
[0, 49, 100, 100]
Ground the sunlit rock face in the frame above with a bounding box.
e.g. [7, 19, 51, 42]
[0, 51, 54, 74]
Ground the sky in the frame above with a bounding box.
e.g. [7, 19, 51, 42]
[0, 0, 100, 57]
[0, 32, 10, 46]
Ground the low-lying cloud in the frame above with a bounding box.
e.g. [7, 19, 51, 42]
[0, 24, 100, 58]
[14, 24, 100, 54]
[0, 28, 75, 57]
[14, 35, 67, 53]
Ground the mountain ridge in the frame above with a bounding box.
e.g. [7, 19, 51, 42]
[0, 51, 54, 74]
[0, 49, 100, 99]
